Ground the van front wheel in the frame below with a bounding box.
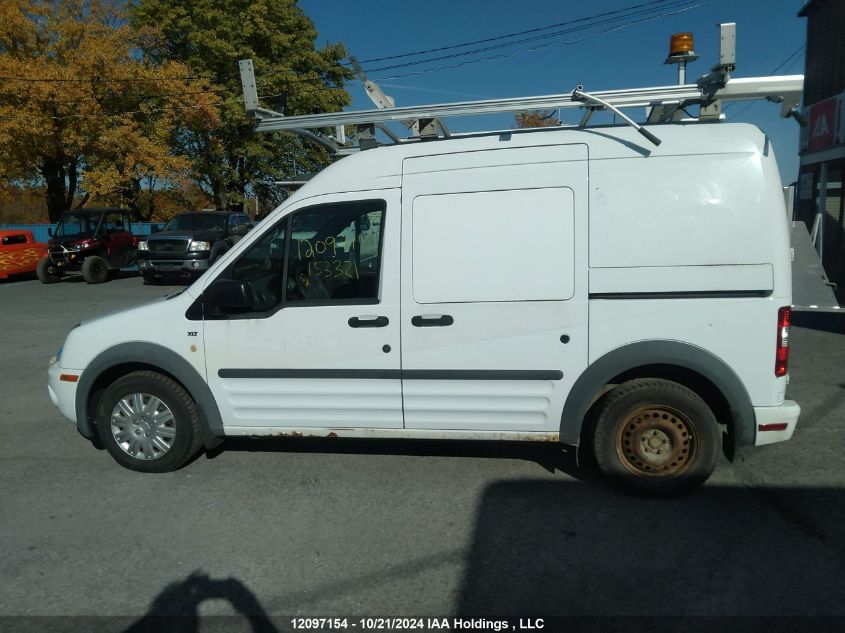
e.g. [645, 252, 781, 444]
[96, 371, 203, 473]
[591, 378, 720, 496]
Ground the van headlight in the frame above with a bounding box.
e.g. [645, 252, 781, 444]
[137, 240, 149, 251]
[189, 240, 211, 251]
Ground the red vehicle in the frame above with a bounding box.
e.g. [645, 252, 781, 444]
[38, 209, 138, 284]
[0, 230, 48, 280]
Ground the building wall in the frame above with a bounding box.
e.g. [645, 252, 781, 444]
[798, 0, 845, 302]
[802, 0, 845, 105]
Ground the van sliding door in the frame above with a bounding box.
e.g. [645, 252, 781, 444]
[400, 144, 589, 432]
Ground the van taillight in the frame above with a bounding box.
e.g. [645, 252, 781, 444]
[775, 306, 791, 377]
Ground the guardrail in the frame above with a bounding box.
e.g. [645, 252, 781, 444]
[0, 223, 163, 243]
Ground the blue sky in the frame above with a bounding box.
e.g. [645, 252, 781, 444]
[299, 0, 808, 183]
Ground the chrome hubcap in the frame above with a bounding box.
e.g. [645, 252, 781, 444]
[111, 393, 176, 460]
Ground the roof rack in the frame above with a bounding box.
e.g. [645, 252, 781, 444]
[239, 23, 804, 153]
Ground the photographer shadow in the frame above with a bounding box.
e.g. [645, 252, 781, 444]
[123, 571, 278, 633]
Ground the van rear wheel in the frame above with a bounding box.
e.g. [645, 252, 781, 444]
[96, 371, 202, 473]
[591, 378, 720, 496]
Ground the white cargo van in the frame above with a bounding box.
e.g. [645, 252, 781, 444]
[47, 120, 799, 495]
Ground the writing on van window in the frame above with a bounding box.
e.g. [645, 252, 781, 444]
[296, 236, 340, 259]
[307, 259, 359, 280]
[287, 203, 384, 303]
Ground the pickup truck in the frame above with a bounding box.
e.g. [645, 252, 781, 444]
[137, 211, 251, 284]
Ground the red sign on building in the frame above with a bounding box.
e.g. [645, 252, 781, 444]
[807, 97, 838, 152]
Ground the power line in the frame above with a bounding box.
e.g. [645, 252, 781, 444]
[253, 0, 699, 85]
[358, 0, 700, 75]
[347, 0, 684, 66]
[0, 72, 209, 83]
[1, 0, 701, 118]
[365, 3, 701, 84]
[253, 3, 699, 108]
[0, 1, 694, 94]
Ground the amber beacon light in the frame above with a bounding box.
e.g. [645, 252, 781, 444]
[669, 32, 695, 56]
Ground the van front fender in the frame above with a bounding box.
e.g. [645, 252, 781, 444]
[74, 342, 223, 448]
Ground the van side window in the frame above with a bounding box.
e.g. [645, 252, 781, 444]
[230, 219, 288, 312]
[2, 235, 28, 245]
[286, 201, 385, 304]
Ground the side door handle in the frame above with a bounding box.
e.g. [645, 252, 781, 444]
[348, 315, 389, 328]
[411, 314, 454, 327]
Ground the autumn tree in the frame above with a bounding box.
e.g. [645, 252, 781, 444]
[132, 0, 353, 213]
[515, 110, 562, 128]
[0, 0, 220, 221]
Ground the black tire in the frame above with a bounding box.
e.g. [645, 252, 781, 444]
[36, 257, 61, 284]
[591, 378, 720, 497]
[81, 255, 109, 284]
[96, 371, 203, 473]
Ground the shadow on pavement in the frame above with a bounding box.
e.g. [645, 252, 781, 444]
[457, 480, 845, 627]
[123, 571, 278, 633]
[792, 310, 845, 334]
[210, 436, 580, 477]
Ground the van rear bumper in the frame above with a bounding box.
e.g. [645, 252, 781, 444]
[753, 400, 800, 446]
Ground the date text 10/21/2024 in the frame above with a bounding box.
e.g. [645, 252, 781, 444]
[289, 618, 545, 631]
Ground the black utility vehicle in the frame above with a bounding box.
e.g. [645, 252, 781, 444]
[38, 208, 138, 284]
[137, 211, 251, 284]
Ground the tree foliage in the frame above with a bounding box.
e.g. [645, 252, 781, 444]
[0, 0, 220, 221]
[132, 0, 354, 213]
[515, 110, 562, 128]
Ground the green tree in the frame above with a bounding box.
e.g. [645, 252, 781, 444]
[132, 0, 353, 213]
[0, 0, 220, 222]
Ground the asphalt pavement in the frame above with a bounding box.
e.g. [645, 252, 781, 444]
[1, 274, 843, 630]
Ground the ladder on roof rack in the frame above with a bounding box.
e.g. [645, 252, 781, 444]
[238, 22, 803, 153]
[239, 70, 802, 151]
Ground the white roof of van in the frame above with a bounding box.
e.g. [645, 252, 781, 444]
[289, 122, 769, 201]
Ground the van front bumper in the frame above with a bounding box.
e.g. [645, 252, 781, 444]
[48, 361, 80, 424]
[753, 400, 800, 446]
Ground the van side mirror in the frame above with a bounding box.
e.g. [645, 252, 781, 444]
[206, 279, 254, 313]
[48, 228, 53, 237]
[151, 225, 161, 233]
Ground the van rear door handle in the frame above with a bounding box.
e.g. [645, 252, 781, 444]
[348, 316, 389, 328]
[412, 314, 454, 327]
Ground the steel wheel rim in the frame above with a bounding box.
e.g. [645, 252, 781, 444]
[615, 405, 697, 478]
[111, 392, 176, 460]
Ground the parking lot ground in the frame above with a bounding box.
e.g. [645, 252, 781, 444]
[1, 275, 844, 628]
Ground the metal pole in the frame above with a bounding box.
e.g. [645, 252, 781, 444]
[678, 60, 686, 85]
[816, 162, 828, 260]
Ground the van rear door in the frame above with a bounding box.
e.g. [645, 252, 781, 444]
[400, 144, 588, 433]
